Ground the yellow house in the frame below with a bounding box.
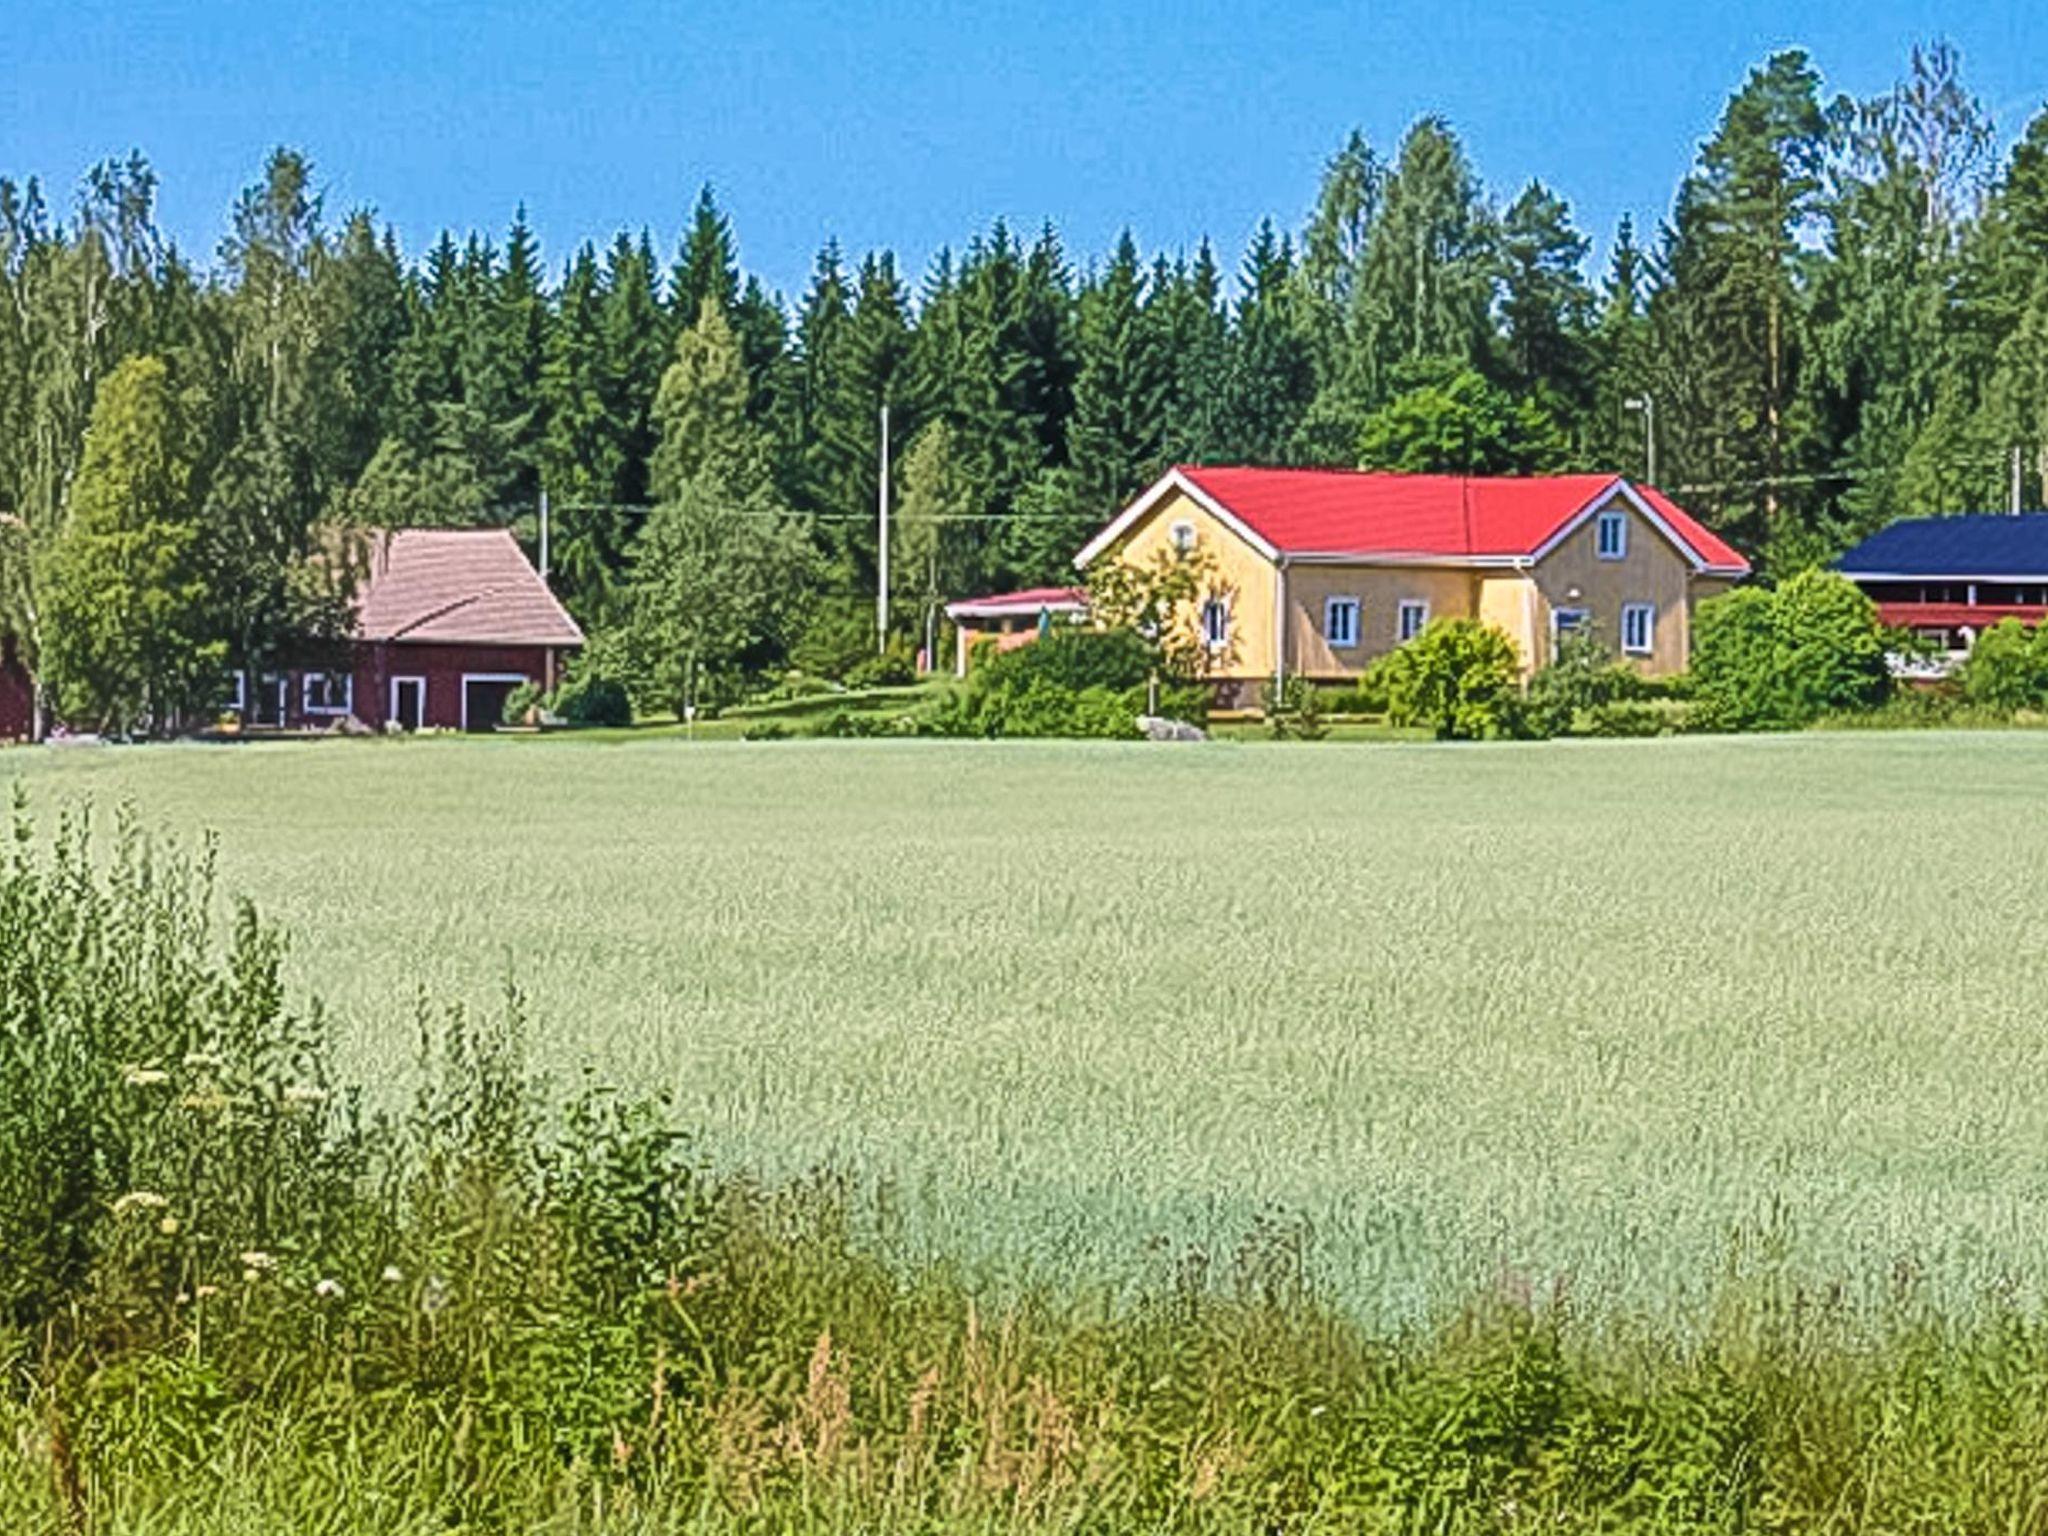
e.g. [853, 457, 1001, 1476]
[1072, 466, 1750, 706]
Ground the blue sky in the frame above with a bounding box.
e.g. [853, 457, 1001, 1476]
[4, 1, 2047, 299]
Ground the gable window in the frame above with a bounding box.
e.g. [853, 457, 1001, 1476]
[1397, 598, 1429, 643]
[1201, 597, 1230, 650]
[1596, 510, 1628, 560]
[1323, 596, 1360, 648]
[1621, 601, 1655, 656]
[1169, 520, 1198, 554]
[302, 671, 353, 717]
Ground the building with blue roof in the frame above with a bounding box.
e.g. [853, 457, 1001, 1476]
[1835, 513, 2048, 674]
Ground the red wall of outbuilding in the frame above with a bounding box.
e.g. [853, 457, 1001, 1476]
[261, 641, 563, 732]
[0, 637, 31, 741]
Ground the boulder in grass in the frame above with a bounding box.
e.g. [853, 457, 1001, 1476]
[1138, 715, 1206, 742]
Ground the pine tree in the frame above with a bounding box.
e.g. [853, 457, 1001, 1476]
[670, 184, 739, 325]
[1496, 182, 1595, 412]
[1218, 221, 1313, 463]
[1647, 51, 1827, 556]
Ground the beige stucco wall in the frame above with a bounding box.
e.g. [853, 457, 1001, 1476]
[1110, 488, 1279, 682]
[1284, 564, 1478, 678]
[1524, 490, 1699, 675]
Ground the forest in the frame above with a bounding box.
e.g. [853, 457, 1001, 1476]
[3, 41, 2046, 725]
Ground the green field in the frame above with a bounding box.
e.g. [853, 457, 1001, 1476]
[9, 731, 2048, 1325]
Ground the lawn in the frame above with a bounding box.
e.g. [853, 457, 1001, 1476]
[8, 730, 2048, 1326]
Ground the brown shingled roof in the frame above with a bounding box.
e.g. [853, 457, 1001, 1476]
[352, 529, 584, 647]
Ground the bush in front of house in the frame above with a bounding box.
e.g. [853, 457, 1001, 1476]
[1524, 626, 1650, 737]
[1382, 618, 1525, 740]
[926, 628, 1185, 739]
[1959, 617, 2048, 713]
[1692, 570, 1890, 731]
[501, 681, 543, 726]
[550, 670, 633, 728]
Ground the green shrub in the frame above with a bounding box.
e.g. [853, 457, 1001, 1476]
[1524, 626, 1645, 737]
[500, 680, 543, 726]
[1960, 618, 2048, 713]
[927, 628, 1164, 738]
[549, 671, 633, 728]
[1693, 571, 1890, 730]
[844, 634, 918, 689]
[1382, 619, 1525, 740]
[1264, 676, 1329, 740]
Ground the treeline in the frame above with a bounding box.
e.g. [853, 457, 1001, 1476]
[4, 42, 2048, 724]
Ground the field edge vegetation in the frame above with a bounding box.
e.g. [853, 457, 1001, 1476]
[8, 792, 2048, 1531]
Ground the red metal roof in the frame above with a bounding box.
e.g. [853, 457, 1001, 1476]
[945, 586, 1089, 617]
[1167, 466, 1749, 572]
[352, 529, 584, 647]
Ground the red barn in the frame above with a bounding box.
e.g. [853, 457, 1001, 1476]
[242, 528, 584, 733]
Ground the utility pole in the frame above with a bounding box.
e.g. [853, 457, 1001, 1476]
[538, 488, 551, 578]
[1624, 394, 1656, 488]
[877, 404, 891, 654]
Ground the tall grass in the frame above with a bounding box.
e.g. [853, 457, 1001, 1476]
[12, 793, 2048, 1530]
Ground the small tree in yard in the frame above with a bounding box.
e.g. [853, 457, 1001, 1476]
[1382, 618, 1524, 739]
[1086, 544, 1231, 681]
[609, 480, 817, 718]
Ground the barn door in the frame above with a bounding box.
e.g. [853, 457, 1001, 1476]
[390, 676, 425, 732]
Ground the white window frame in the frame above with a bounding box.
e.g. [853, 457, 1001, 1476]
[1169, 520, 1198, 555]
[223, 670, 248, 714]
[301, 671, 353, 717]
[1596, 510, 1628, 561]
[460, 672, 531, 732]
[1397, 598, 1430, 643]
[1621, 601, 1655, 657]
[1200, 597, 1230, 652]
[389, 675, 427, 731]
[1551, 607, 1590, 658]
[1323, 596, 1361, 649]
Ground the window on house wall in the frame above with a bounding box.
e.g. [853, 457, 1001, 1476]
[222, 670, 247, 714]
[1324, 597, 1360, 648]
[1621, 602, 1655, 656]
[1397, 599, 1429, 643]
[1551, 607, 1589, 658]
[1202, 597, 1230, 650]
[302, 672, 353, 716]
[1596, 510, 1628, 560]
[1170, 520, 1198, 554]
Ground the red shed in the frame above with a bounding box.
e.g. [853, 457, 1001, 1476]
[242, 528, 584, 733]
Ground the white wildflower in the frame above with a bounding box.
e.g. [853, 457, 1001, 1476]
[313, 1277, 344, 1300]
[194, 1284, 220, 1300]
[281, 1084, 328, 1106]
[158, 1215, 179, 1237]
[422, 1274, 450, 1314]
[111, 1191, 169, 1215]
[380, 1265, 404, 1285]
[182, 1051, 223, 1070]
[238, 1249, 277, 1273]
[122, 1066, 170, 1088]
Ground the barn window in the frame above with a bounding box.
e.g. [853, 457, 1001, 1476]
[302, 672, 353, 716]
[1323, 597, 1360, 648]
[1596, 510, 1628, 560]
[1397, 599, 1430, 643]
[1621, 602, 1655, 655]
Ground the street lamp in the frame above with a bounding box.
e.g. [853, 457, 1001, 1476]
[1623, 395, 1656, 488]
